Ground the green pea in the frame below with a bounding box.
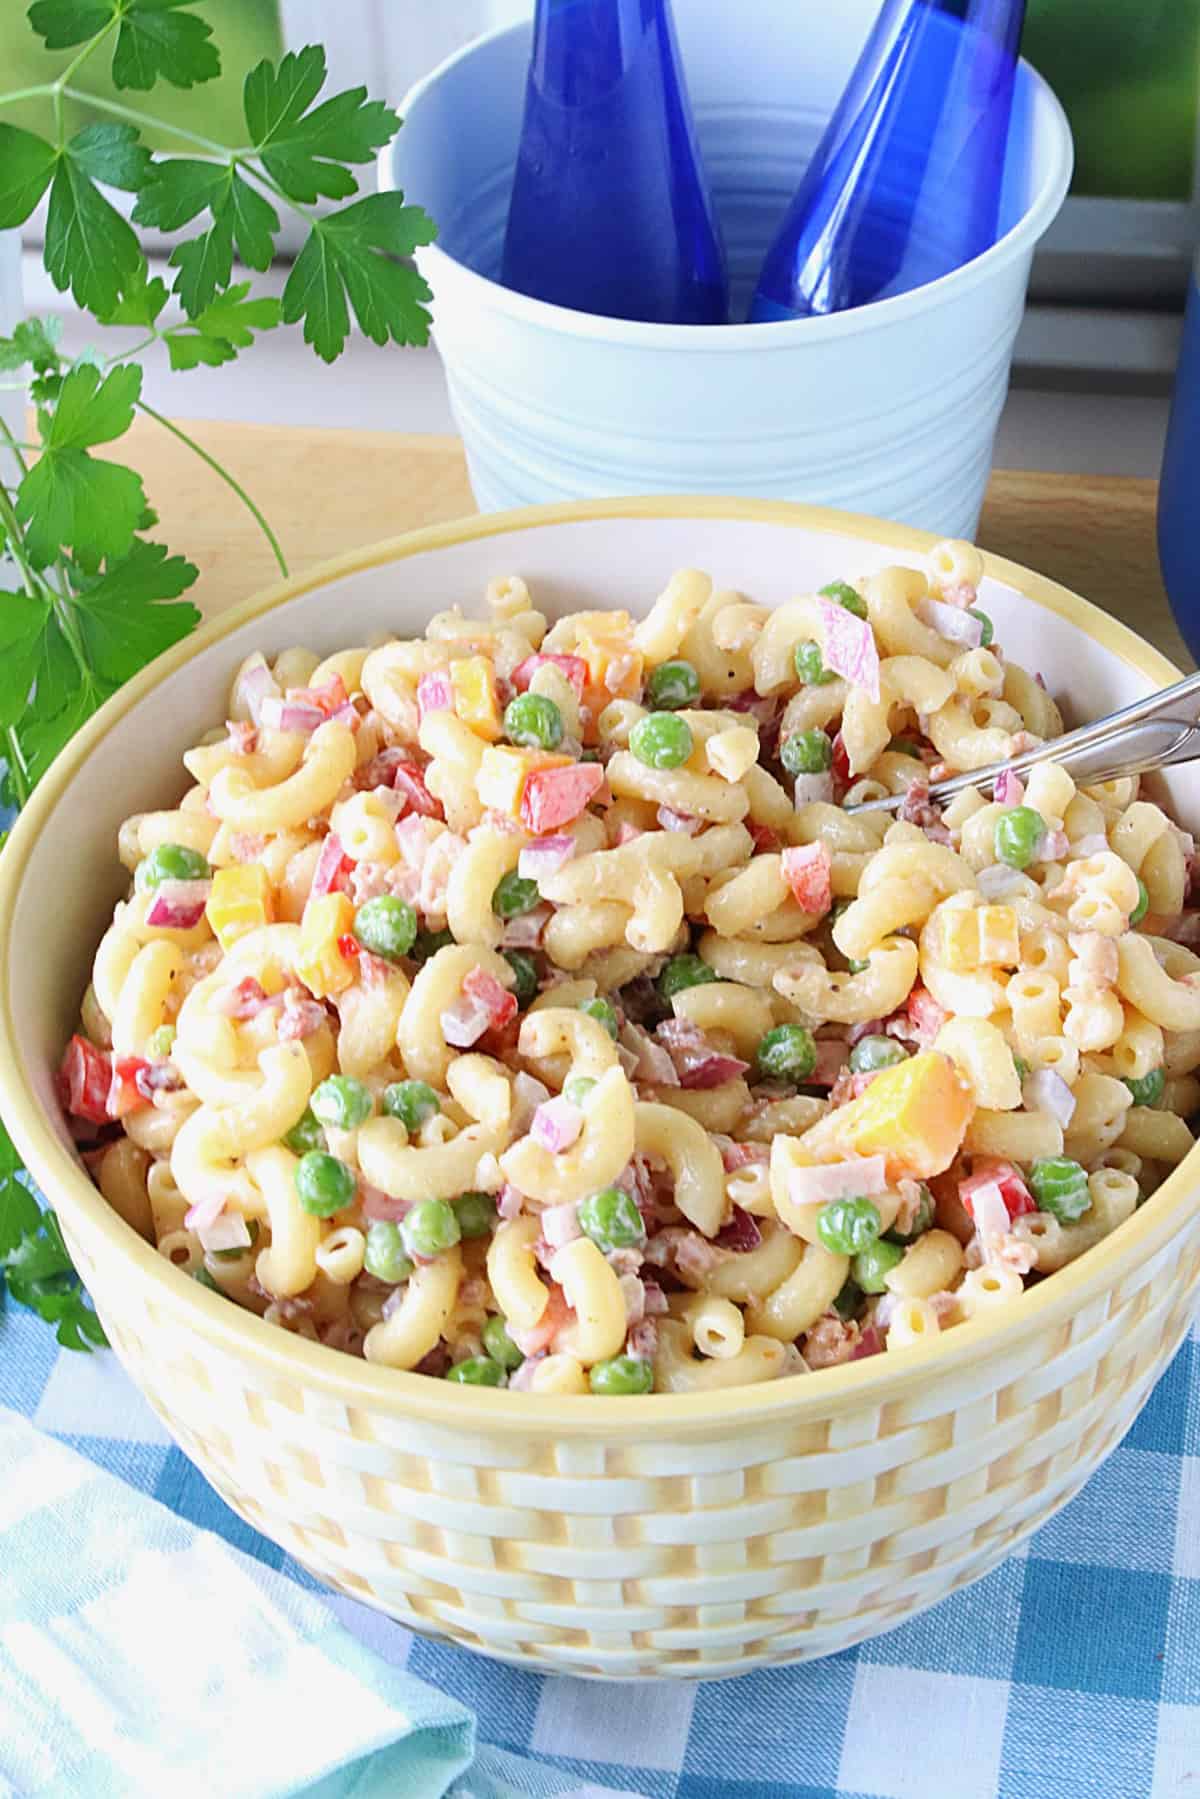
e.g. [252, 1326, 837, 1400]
[755, 1023, 816, 1082]
[283, 1107, 326, 1156]
[993, 806, 1046, 871]
[1028, 1156, 1092, 1223]
[832, 1277, 863, 1320]
[454, 1190, 497, 1239]
[888, 736, 924, 759]
[794, 639, 835, 686]
[629, 712, 693, 770]
[589, 1355, 654, 1395]
[659, 954, 718, 1000]
[968, 607, 994, 647]
[401, 1196, 462, 1259]
[504, 692, 564, 751]
[446, 1356, 505, 1386]
[580, 997, 618, 1039]
[213, 1218, 260, 1261]
[135, 842, 212, 890]
[310, 1074, 373, 1130]
[819, 579, 867, 619]
[503, 949, 539, 1008]
[848, 1035, 907, 1074]
[412, 927, 454, 963]
[647, 659, 701, 710]
[1130, 877, 1150, 927]
[192, 1266, 222, 1293]
[852, 1238, 905, 1293]
[492, 871, 541, 919]
[578, 1185, 646, 1253]
[1124, 1068, 1165, 1108]
[147, 1023, 176, 1059]
[363, 1220, 413, 1284]
[884, 1183, 935, 1245]
[816, 1197, 882, 1257]
[780, 729, 833, 776]
[563, 1075, 597, 1106]
[353, 894, 417, 962]
[383, 1079, 441, 1131]
[482, 1313, 524, 1370]
[846, 955, 871, 976]
[295, 1151, 356, 1217]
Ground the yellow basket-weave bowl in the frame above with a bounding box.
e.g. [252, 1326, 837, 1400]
[3, 498, 1198, 1680]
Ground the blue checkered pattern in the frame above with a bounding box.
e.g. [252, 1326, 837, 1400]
[5, 1291, 1200, 1799]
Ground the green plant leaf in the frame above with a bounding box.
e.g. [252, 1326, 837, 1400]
[71, 539, 200, 686]
[164, 280, 281, 370]
[243, 44, 400, 204]
[111, 0, 220, 92]
[16, 363, 146, 564]
[0, 315, 63, 374]
[26, 0, 115, 50]
[0, 592, 52, 729]
[0, 125, 57, 227]
[43, 125, 152, 316]
[135, 162, 280, 315]
[96, 262, 169, 329]
[0, 1126, 41, 1260]
[282, 192, 435, 362]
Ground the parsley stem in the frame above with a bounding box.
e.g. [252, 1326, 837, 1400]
[55, 17, 121, 97]
[60, 86, 233, 158]
[134, 400, 290, 579]
[0, 416, 31, 478]
[5, 729, 30, 809]
[0, 85, 56, 109]
[0, 478, 43, 601]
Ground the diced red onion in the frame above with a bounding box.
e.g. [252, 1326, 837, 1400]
[501, 905, 549, 949]
[786, 1155, 888, 1208]
[541, 1199, 581, 1247]
[679, 1052, 749, 1090]
[968, 1179, 1009, 1247]
[916, 596, 983, 647]
[656, 805, 702, 835]
[531, 1097, 584, 1154]
[618, 1272, 646, 1326]
[1071, 832, 1108, 858]
[198, 1211, 251, 1255]
[512, 1074, 551, 1136]
[1036, 828, 1070, 862]
[237, 657, 279, 725]
[518, 835, 576, 881]
[417, 670, 453, 717]
[329, 702, 360, 731]
[615, 1041, 641, 1079]
[977, 863, 1025, 899]
[817, 597, 881, 701]
[441, 993, 493, 1048]
[792, 771, 834, 807]
[620, 1021, 679, 1087]
[993, 768, 1023, 807]
[259, 696, 326, 734]
[184, 1191, 225, 1233]
[498, 1181, 525, 1220]
[1022, 1066, 1076, 1128]
[145, 879, 211, 930]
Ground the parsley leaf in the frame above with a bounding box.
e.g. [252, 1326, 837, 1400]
[20, 621, 102, 787]
[0, 591, 52, 730]
[1, 1194, 108, 1352]
[243, 45, 399, 204]
[71, 539, 200, 685]
[283, 192, 435, 362]
[29, 0, 220, 91]
[0, 1127, 41, 1260]
[0, 314, 63, 374]
[16, 362, 146, 566]
[0, 125, 57, 227]
[133, 161, 279, 316]
[44, 124, 152, 316]
[164, 281, 281, 370]
[96, 261, 169, 329]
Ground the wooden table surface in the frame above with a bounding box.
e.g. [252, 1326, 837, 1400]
[111, 418, 1190, 672]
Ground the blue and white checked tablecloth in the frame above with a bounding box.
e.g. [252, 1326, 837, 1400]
[4, 1292, 1200, 1799]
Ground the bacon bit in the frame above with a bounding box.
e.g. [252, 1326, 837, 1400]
[361, 1184, 409, 1222]
[107, 1055, 151, 1119]
[627, 1318, 659, 1360]
[961, 1158, 1035, 1220]
[812, 1039, 849, 1087]
[803, 1311, 861, 1368]
[278, 991, 328, 1042]
[851, 1323, 884, 1360]
[905, 985, 948, 1045]
[60, 1037, 112, 1124]
[726, 690, 780, 730]
[520, 762, 605, 833]
[655, 1015, 746, 1089]
[356, 746, 408, 791]
[828, 1067, 876, 1107]
[213, 975, 270, 1019]
[781, 842, 833, 917]
[511, 1282, 574, 1357]
[393, 761, 444, 820]
[715, 1137, 769, 1171]
[321, 1317, 365, 1356]
[642, 1280, 669, 1317]
[311, 832, 352, 901]
[748, 820, 781, 853]
[413, 1345, 450, 1378]
[714, 1207, 762, 1252]
[1162, 910, 1200, 946]
[512, 652, 588, 700]
[680, 1052, 750, 1090]
[418, 830, 465, 918]
[620, 1020, 679, 1087]
[229, 832, 268, 863]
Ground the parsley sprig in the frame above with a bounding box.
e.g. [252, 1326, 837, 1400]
[0, 0, 436, 1348]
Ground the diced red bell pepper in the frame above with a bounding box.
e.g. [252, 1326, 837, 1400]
[392, 761, 444, 820]
[831, 731, 851, 791]
[960, 1158, 1036, 1220]
[311, 832, 352, 900]
[289, 673, 348, 717]
[519, 762, 604, 833]
[748, 821, 780, 854]
[512, 653, 588, 701]
[60, 1035, 112, 1124]
[107, 1054, 152, 1119]
[462, 965, 518, 1032]
[781, 842, 832, 917]
[337, 934, 360, 960]
[905, 984, 948, 1045]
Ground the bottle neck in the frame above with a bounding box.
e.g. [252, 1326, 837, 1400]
[531, 0, 674, 102]
[911, 0, 1024, 54]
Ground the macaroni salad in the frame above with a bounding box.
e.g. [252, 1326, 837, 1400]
[63, 546, 1200, 1394]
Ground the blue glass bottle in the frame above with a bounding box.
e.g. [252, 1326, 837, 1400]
[501, 0, 728, 325]
[1159, 256, 1200, 662]
[750, 0, 1025, 322]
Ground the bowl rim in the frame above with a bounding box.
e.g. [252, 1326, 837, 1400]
[0, 492, 1192, 1438]
[381, 20, 1074, 352]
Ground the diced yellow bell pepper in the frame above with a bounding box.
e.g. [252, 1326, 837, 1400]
[795, 1051, 973, 1181]
[295, 892, 356, 998]
[576, 629, 643, 700]
[475, 745, 571, 818]
[450, 654, 502, 741]
[939, 904, 1020, 973]
[206, 865, 273, 950]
